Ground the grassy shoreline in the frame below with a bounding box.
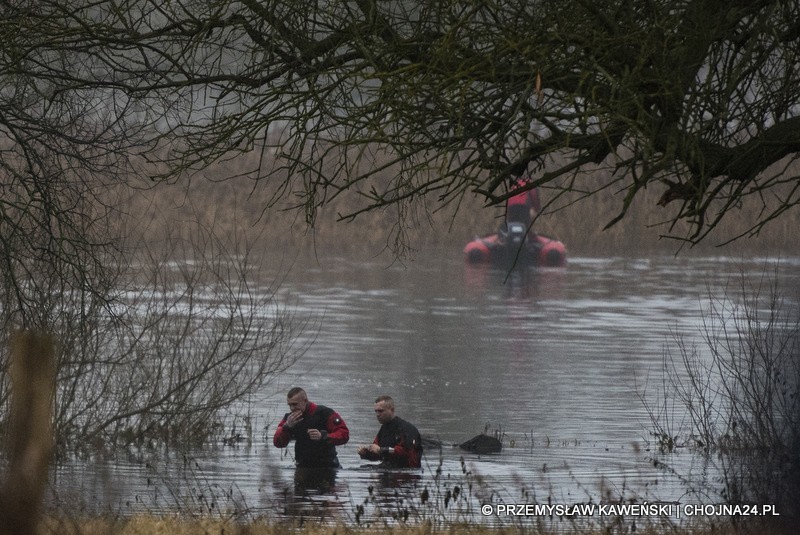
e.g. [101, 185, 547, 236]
[40, 515, 776, 535]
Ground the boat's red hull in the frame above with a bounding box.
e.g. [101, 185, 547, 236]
[464, 233, 567, 267]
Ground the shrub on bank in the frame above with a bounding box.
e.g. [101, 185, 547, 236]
[641, 267, 800, 534]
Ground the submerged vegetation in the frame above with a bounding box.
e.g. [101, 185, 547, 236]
[38, 456, 781, 535]
[39, 454, 776, 535]
[36, 518, 762, 535]
[0, 223, 307, 456]
[640, 267, 800, 533]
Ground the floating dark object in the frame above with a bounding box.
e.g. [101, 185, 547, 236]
[458, 434, 502, 454]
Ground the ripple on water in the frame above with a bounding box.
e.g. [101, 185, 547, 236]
[50, 253, 800, 522]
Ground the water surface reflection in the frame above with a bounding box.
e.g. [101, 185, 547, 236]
[51, 253, 800, 524]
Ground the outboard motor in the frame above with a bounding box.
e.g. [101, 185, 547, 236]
[498, 221, 530, 265]
[505, 222, 527, 247]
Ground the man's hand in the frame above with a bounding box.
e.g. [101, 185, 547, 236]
[307, 428, 323, 440]
[284, 410, 303, 429]
[358, 444, 393, 457]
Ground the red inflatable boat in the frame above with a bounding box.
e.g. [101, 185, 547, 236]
[463, 222, 567, 267]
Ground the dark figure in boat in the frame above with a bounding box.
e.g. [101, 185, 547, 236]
[464, 176, 566, 267]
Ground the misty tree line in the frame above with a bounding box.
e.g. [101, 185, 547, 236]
[1, 0, 799, 452]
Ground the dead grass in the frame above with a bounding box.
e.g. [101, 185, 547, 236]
[110, 151, 798, 262]
[39, 515, 769, 535]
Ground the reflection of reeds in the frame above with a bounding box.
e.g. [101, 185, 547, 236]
[0, 331, 56, 535]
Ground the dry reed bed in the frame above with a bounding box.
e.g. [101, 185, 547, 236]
[114, 151, 799, 261]
[40, 516, 761, 535]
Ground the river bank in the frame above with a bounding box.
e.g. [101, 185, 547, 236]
[40, 515, 776, 535]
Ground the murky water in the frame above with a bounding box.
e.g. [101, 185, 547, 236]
[51, 252, 800, 526]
